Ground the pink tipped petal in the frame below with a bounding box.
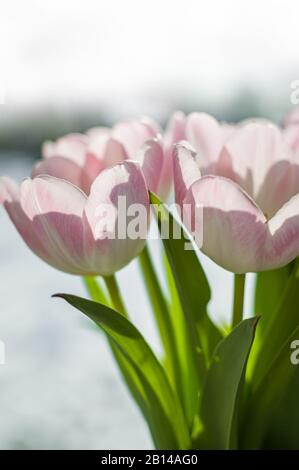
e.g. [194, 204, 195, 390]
[3, 199, 53, 266]
[32, 157, 86, 192]
[283, 107, 299, 126]
[184, 176, 267, 273]
[81, 153, 104, 194]
[160, 111, 186, 199]
[19, 176, 88, 274]
[223, 122, 285, 204]
[84, 161, 149, 275]
[42, 134, 88, 166]
[165, 111, 186, 146]
[140, 116, 161, 136]
[185, 112, 223, 167]
[86, 127, 110, 138]
[135, 138, 164, 194]
[0, 177, 19, 203]
[173, 141, 201, 207]
[255, 159, 299, 220]
[284, 124, 299, 153]
[112, 120, 156, 159]
[21, 176, 86, 217]
[265, 194, 299, 269]
[102, 138, 128, 167]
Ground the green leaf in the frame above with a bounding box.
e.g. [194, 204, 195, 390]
[83, 276, 150, 424]
[238, 260, 299, 448]
[54, 293, 190, 450]
[164, 256, 202, 428]
[251, 260, 299, 390]
[138, 246, 181, 396]
[150, 191, 220, 424]
[261, 370, 299, 449]
[247, 266, 292, 378]
[197, 318, 259, 450]
[150, 192, 210, 319]
[241, 322, 299, 449]
[254, 266, 291, 324]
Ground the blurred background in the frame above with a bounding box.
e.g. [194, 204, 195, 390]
[0, 0, 298, 449]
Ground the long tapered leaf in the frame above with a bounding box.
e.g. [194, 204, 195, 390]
[255, 266, 291, 326]
[164, 256, 201, 426]
[242, 323, 299, 449]
[54, 293, 190, 449]
[251, 260, 299, 389]
[197, 318, 259, 450]
[150, 191, 221, 424]
[138, 246, 182, 397]
[83, 276, 151, 425]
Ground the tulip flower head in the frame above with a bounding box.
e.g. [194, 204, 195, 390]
[33, 118, 172, 199]
[0, 161, 150, 276]
[173, 114, 299, 273]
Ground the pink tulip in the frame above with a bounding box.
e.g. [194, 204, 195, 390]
[165, 112, 236, 175]
[174, 119, 299, 273]
[283, 107, 299, 156]
[0, 161, 150, 276]
[33, 118, 171, 199]
[283, 106, 299, 127]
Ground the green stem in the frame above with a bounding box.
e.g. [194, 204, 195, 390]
[104, 274, 128, 318]
[232, 273, 246, 328]
[83, 276, 108, 305]
[139, 246, 182, 393]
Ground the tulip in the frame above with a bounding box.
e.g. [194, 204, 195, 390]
[165, 111, 236, 174]
[33, 118, 171, 199]
[283, 106, 299, 126]
[0, 161, 150, 276]
[174, 120, 299, 273]
[283, 107, 299, 156]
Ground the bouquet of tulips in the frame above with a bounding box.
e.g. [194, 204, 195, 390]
[2, 108, 299, 450]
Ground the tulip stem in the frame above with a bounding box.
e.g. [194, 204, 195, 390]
[104, 275, 128, 318]
[232, 273, 246, 328]
[138, 245, 184, 401]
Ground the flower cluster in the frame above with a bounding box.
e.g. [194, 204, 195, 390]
[2, 109, 299, 275]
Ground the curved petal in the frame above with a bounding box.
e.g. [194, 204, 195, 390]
[283, 106, 299, 126]
[173, 141, 201, 207]
[135, 138, 164, 194]
[284, 124, 299, 153]
[18, 176, 88, 274]
[111, 120, 156, 158]
[222, 122, 287, 209]
[0, 176, 19, 203]
[140, 116, 161, 136]
[84, 160, 149, 275]
[161, 111, 186, 199]
[185, 112, 223, 167]
[42, 133, 88, 166]
[86, 126, 110, 138]
[255, 159, 299, 219]
[265, 193, 299, 269]
[102, 137, 128, 167]
[32, 157, 87, 192]
[164, 111, 186, 147]
[183, 175, 267, 273]
[81, 153, 103, 194]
